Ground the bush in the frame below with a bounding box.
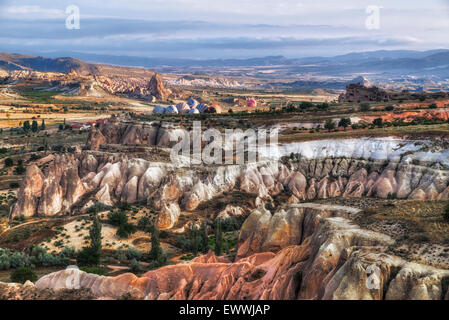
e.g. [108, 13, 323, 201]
[79, 266, 107, 276]
[373, 118, 383, 128]
[443, 203, 449, 223]
[14, 163, 26, 175]
[4, 158, 13, 167]
[10, 267, 37, 284]
[108, 211, 128, 226]
[108, 210, 136, 238]
[129, 259, 143, 273]
[137, 216, 153, 232]
[9, 182, 20, 189]
[116, 223, 137, 239]
[220, 217, 244, 232]
[125, 247, 142, 260]
[360, 103, 371, 112]
[76, 247, 100, 266]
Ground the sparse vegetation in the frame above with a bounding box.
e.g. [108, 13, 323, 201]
[10, 266, 38, 284]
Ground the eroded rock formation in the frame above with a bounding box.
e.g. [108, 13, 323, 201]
[11, 135, 449, 228]
[32, 205, 449, 300]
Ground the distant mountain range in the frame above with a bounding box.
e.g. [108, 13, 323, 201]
[1, 50, 448, 91]
[35, 49, 449, 70]
[0, 53, 155, 78]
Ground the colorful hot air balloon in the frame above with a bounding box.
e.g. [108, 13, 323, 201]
[210, 104, 222, 114]
[247, 98, 257, 107]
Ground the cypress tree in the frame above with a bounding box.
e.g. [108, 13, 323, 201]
[89, 211, 103, 263]
[200, 221, 209, 254]
[149, 226, 166, 266]
[77, 210, 102, 266]
[191, 226, 200, 256]
[31, 120, 38, 133]
[23, 121, 30, 132]
[214, 219, 223, 256]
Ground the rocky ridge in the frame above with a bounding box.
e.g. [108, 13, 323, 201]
[28, 204, 449, 300]
[12, 120, 449, 231]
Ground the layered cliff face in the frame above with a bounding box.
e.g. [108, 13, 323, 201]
[86, 117, 186, 151]
[11, 135, 449, 231]
[32, 204, 449, 300]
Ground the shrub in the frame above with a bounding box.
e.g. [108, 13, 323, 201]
[10, 267, 37, 284]
[373, 118, 383, 128]
[77, 247, 100, 266]
[116, 223, 136, 239]
[443, 203, 449, 223]
[129, 259, 143, 273]
[79, 266, 107, 276]
[108, 211, 128, 226]
[4, 158, 13, 167]
[338, 118, 351, 130]
[324, 119, 336, 132]
[9, 182, 20, 188]
[14, 163, 26, 175]
[125, 247, 142, 260]
[137, 216, 153, 232]
[359, 103, 371, 112]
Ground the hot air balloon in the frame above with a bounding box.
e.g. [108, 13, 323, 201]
[187, 98, 199, 108]
[209, 104, 222, 114]
[176, 102, 190, 113]
[197, 103, 209, 113]
[153, 105, 166, 114]
[247, 98, 257, 107]
[188, 108, 200, 114]
[164, 105, 178, 114]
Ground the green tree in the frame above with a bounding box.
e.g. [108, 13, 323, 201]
[191, 226, 200, 256]
[77, 211, 102, 266]
[40, 119, 46, 131]
[31, 120, 39, 133]
[443, 203, 449, 223]
[214, 219, 223, 256]
[373, 118, 383, 128]
[148, 226, 166, 266]
[359, 103, 371, 112]
[14, 160, 26, 175]
[200, 221, 209, 254]
[23, 121, 31, 133]
[10, 267, 37, 284]
[90, 212, 102, 258]
[4, 157, 13, 167]
[338, 118, 351, 131]
[324, 119, 336, 132]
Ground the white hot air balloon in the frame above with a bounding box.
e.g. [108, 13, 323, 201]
[153, 105, 166, 114]
[164, 105, 179, 114]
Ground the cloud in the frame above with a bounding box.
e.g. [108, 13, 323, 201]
[0, 1, 447, 58]
[0, 5, 65, 19]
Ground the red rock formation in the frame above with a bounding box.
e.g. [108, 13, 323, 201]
[34, 205, 449, 300]
[148, 73, 171, 100]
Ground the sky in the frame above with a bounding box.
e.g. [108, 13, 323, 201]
[0, 0, 448, 59]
